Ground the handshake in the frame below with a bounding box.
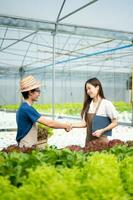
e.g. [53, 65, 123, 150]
[65, 123, 73, 132]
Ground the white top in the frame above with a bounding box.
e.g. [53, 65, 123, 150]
[88, 99, 118, 119]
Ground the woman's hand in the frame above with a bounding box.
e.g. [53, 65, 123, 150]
[92, 118, 117, 138]
[92, 129, 104, 137]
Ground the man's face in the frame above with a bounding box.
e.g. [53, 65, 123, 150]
[30, 88, 41, 102]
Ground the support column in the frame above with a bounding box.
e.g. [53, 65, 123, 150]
[52, 33, 56, 119]
[131, 65, 133, 126]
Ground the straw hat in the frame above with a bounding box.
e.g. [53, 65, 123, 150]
[20, 75, 41, 92]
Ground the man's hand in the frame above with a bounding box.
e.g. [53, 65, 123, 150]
[65, 123, 72, 132]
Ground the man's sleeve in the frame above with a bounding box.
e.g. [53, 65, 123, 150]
[26, 106, 41, 123]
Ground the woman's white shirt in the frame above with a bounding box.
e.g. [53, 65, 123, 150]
[88, 99, 118, 120]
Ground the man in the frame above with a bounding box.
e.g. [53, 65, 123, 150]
[16, 75, 72, 148]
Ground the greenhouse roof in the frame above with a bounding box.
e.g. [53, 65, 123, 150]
[0, 1, 133, 77]
[0, 15, 133, 41]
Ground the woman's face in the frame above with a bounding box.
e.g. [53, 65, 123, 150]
[86, 83, 99, 98]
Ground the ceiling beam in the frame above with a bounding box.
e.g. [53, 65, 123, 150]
[0, 15, 133, 41]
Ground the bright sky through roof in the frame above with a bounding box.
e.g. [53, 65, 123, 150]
[0, 0, 133, 32]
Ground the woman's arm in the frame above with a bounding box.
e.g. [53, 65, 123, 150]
[92, 118, 118, 137]
[102, 118, 118, 133]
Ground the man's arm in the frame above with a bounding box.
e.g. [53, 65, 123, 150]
[37, 116, 72, 131]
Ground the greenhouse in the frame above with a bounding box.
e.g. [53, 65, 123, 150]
[0, 0, 133, 199]
[0, 15, 133, 105]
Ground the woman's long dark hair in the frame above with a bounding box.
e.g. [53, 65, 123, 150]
[81, 77, 105, 121]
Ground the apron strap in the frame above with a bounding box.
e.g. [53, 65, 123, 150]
[94, 99, 102, 115]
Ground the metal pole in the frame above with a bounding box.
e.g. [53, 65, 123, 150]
[52, 33, 56, 119]
[51, 0, 66, 120]
[19, 67, 25, 103]
[26, 43, 133, 72]
[0, 31, 37, 52]
[131, 65, 133, 126]
[19, 67, 24, 80]
[56, 0, 66, 24]
[51, 0, 98, 120]
[59, 0, 98, 22]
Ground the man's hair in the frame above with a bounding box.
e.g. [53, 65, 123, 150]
[21, 89, 36, 99]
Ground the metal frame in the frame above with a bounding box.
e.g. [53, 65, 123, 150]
[0, 12, 133, 124]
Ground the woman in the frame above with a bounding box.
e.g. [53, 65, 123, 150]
[72, 77, 118, 145]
